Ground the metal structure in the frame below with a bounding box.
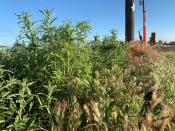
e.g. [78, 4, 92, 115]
[125, 0, 135, 42]
[139, 0, 147, 43]
[125, 0, 148, 43]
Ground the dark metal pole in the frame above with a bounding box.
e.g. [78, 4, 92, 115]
[143, 0, 145, 16]
[125, 0, 135, 42]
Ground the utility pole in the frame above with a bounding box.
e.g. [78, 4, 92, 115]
[140, 0, 147, 43]
[125, 0, 135, 42]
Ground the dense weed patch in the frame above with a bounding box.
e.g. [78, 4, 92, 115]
[0, 9, 175, 130]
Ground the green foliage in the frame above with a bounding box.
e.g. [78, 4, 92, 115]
[0, 9, 175, 130]
[151, 59, 175, 109]
[0, 67, 35, 130]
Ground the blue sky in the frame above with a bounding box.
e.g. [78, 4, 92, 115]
[0, 0, 175, 46]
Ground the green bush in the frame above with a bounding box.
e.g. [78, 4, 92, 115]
[0, 9, 175, 130]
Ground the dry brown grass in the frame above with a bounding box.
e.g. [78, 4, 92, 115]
[129, 42, 159, 66]
[155, 45, 175, 61]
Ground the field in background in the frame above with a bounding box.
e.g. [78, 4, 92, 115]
[156, 45, 175, 60]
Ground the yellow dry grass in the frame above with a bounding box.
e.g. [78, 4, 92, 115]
[155, 45, 175, 61]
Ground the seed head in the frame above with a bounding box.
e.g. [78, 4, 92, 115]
[83, 104, 89, 115]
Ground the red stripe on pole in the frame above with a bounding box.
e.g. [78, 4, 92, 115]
[143, 11, 147, 44]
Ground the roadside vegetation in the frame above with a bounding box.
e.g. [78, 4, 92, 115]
[0, 9, 175, 131]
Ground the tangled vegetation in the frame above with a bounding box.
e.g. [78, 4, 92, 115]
[0, 9, 175, 131]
